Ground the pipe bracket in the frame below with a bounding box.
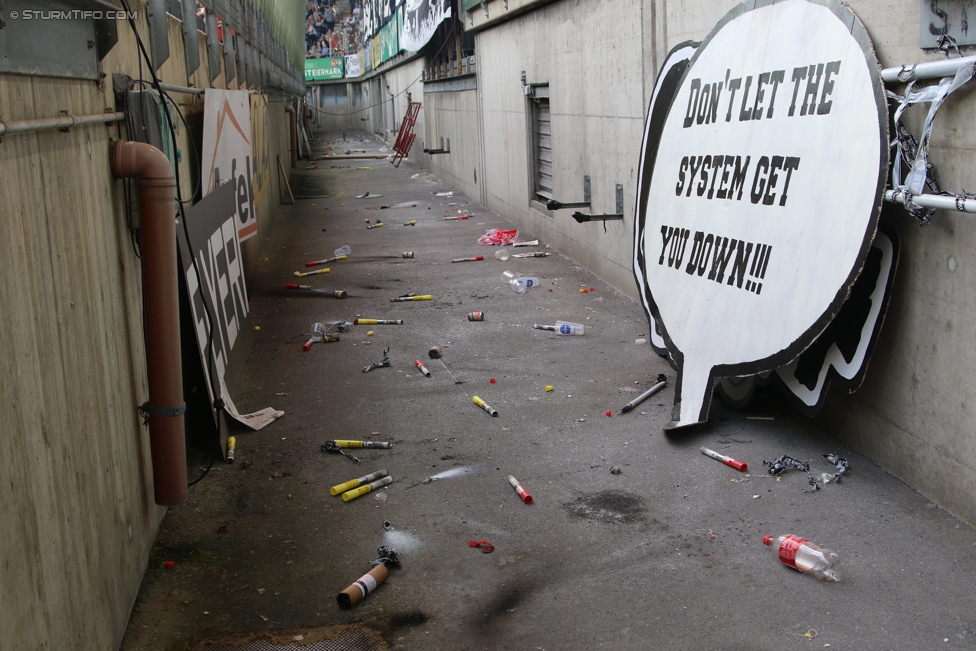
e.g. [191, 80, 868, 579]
[139, 401, 187, 425]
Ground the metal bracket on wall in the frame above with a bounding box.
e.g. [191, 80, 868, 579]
[424, 137, 451, 155]
[147, 0, 170, 72]
[206, 12, 222, 84]
[180, 0, 201, 79]
[224, 26, 237, 83]
[571, 183, 624, 229]
[481, 0, 489, 18]
[546, 175, 591, 211]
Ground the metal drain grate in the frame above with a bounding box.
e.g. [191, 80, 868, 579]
[201, 627, 384, 651]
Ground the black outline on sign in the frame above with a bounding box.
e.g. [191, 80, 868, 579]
[633, 0, 889, 428]
[714, 223, 899, 416]
[772, 222, 900, 416]
[633, 40, 699, 361]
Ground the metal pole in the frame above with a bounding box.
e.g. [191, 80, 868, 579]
[881, 55, 976, 83]
[157, 82, 206, 95]
[885, 189, 976, 213]
[0, 112, 125, 138]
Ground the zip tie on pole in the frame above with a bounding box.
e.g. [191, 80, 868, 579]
[885, 58, 976, 223]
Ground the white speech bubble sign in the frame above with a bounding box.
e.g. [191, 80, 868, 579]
[634, 0, 887, 429]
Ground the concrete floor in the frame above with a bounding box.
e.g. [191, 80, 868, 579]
[121, 132, 976, 651]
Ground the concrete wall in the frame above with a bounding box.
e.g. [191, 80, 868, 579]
[471, 0, 649, 296]
[814, 1, 976, 527]
[312, 58, 429, 157]
[309, 81, 368, 132]
[0, 3, 294, 649]
[418, 87, 482, 203]
[369, 0, 976, 525]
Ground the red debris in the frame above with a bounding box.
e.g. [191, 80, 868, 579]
[468, 539, 494, 553]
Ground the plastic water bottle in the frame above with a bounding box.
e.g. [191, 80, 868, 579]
[303, 322, 327, 352]
[763, 534, 841, 581]
[334, 245, 352, 257]
[555, 320, 584, 335]
[512, 277, 540, 294]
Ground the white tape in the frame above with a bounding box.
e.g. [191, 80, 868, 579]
[355, 572, 378, 597]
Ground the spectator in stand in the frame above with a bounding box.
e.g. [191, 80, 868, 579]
[323, 4, 336, 35]
[306, 22, 318, 50]
[331, 31, 341, 56]
[314, 11, 325, 38]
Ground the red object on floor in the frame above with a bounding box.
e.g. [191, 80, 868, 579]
[164, 561, 175, 568]
[468, 539, 494, 553]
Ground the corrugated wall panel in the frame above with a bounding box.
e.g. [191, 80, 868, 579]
[0, 2, 294, 648]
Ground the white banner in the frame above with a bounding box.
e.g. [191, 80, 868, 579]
[346, 53, 362, 78]
[634, 0, 887, 429]
[401, 0, 450, 52]
[176, 182, 281, 431]
[201, 89, 257, 242]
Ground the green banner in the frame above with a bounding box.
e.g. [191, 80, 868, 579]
[305, 57, 345, 81]
[380, 10, 400, 63]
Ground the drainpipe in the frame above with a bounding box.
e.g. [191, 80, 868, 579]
[284, 105, 298, 168]
[111, 141, 188, 507]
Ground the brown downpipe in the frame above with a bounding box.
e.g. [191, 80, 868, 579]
[111, 141, 188, 507]
[285, 105, 298, 168]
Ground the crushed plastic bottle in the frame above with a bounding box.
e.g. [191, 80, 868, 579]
[501, 270, 520, 283]
[555, 320, 584, 335]
[334, 245, 352, 257]
[303, 323, 327, 352]
[512, 277, 540, 294]
[763, 534, 841, 581]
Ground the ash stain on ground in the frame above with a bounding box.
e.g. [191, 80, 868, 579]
[563, 490, 646, 524]
[388, 611, 428, 627]
[473, 584, 533, 634]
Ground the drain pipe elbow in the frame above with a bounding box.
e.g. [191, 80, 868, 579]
[111, 140, 188, 507]
[285, 105, 298, 168]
